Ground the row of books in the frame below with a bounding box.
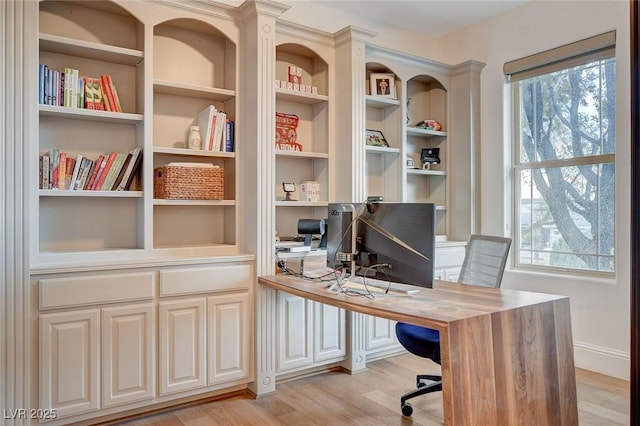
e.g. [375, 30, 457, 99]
[40, 147, 142, 192]
[196, 105, 235, 152]
[39, 64, 123, 112]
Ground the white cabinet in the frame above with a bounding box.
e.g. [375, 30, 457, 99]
[277, 292, 345, 373]
[207, 293, 251, 386]
[314, 302, 346, 362]
[365, 315, 399, 354]
[40, 306, 155, 418]
[159, 298, 207, 395]
[35, 260, 252, 423]
[39, 309, 101, 418]
[159, 292, 252, 394]
[277, 292, 313, 371]
[102, 303, 155, 408]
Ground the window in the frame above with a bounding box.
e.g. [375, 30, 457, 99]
[505, 32, 616, 273]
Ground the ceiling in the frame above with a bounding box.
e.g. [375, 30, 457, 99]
[310, 0, 531, 38]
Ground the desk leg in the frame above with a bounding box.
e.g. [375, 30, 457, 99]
[440, 299, 578, 425]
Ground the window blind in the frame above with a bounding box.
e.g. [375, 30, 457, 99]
[504, 31, 616, 81]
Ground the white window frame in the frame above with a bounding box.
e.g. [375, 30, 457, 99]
[505, 32, 616, 276]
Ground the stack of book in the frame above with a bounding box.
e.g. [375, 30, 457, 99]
[39, 147, 142, 191]
[39, 64, 123, 112]
[196, 105, 234, 152]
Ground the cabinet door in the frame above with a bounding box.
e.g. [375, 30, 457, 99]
[365, 315, 399, 352]
[102, 304, 154, 407]
[313, 302, 346, 362]
[207, 293, 250, 385]
[159, 298, 206, 395]
[40, 309, 100, 418]
[277, 292, 313, 371]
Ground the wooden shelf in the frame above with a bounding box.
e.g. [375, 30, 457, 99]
[39, 104, 143, 124]
[153, 147, 235, 158]
[365, 95, 400, 108]
[406, 126, 447, 138]
[275, 150, 328, 159]
[153, 199, 236, 206]
[276, 88, 328, 104]
[154, 80, 235, 101]
[365, 145, 401, 154]
[40, 190, 143, 197]
[406, 168, 447, 176]
[39, 33, 143, 65]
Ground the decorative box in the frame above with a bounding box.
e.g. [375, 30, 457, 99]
[300, 180, 320, 202]
[154, 163, 223, 200]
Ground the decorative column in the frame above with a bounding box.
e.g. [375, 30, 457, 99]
[333, 26, 376, 203]
[238, 0, 288, 397]
[333, 26, 376, 373]
[1, 0, 37, 422]
[449, 60, 485, 240]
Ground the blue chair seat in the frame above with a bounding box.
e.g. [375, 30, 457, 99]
[394, 235, 511, 417]
[395, 322, 440, 363]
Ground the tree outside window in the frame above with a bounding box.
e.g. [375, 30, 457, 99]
[514, 57, 616, 273]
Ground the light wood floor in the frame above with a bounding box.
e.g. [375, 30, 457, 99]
[115, 354, 629, 426]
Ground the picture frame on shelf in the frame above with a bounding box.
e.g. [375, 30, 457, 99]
[365, 129, 390, 147]
[370, 73, 396, 98]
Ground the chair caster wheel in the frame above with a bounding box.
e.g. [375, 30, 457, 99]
[401, 402, 413, 416]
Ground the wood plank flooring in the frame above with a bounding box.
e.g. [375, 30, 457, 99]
[114, 354, 629, 426]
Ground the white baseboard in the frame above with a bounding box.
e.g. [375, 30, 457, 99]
[573, 340, 630, 380]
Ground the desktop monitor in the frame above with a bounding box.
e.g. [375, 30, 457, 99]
[326, 202, 436, 288]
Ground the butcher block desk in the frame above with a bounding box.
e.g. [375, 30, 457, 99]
[258, 275, 578, 425]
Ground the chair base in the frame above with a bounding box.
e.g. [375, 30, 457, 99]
[400, 374, 442, 417]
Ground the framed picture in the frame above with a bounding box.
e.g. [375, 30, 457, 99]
[365, 129, 390, 147]
[370, 73, 396, 98]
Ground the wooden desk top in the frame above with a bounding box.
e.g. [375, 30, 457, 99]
[258, 274, 568, 331]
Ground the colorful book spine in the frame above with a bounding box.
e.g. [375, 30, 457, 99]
[94, 152, 117, 190]
[64, 156, 75, 189]
[69, 154, 84, 190]
[101, 152, 126, 190]
[39, 64, 47, 104]
[48, 148, 59, 189]
[90, 153, 111, 190]
[100, 75, 116, 112]
[111, 84, 123, 112]
[225, 119, 234, 152]
[120, 150, 142, 191]
[58, 152, 67, 189]
[85, 154, 104, 190]
[42, 155, 50, 189]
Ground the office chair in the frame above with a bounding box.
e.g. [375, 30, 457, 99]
[395, 234, 512, 416]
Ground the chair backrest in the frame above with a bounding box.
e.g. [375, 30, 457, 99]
[457, 234, 512, 288]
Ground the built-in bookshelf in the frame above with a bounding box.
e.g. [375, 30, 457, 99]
[405, 74, 448, 236]
[363, 51, 456, 240]
[151, 18, 237, 252]
[274, 40, 331, 239]
[37, 0, 144, 259]
[365, 66, 403, 203]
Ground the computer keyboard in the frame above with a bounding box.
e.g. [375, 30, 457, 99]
[341, 276, 421, 295]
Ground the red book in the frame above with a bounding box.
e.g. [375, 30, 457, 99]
[85, 154, 104, 190]
[92, 152, 116, 190]
[100, 75, 117, 112]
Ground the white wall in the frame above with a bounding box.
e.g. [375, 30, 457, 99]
[438, 0, 631, 380]
[281, 0, 632, 380]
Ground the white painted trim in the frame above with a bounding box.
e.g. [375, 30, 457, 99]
[574, 340, 630, 380]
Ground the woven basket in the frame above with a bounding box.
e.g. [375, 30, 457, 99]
[154, 164, 223, 200]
